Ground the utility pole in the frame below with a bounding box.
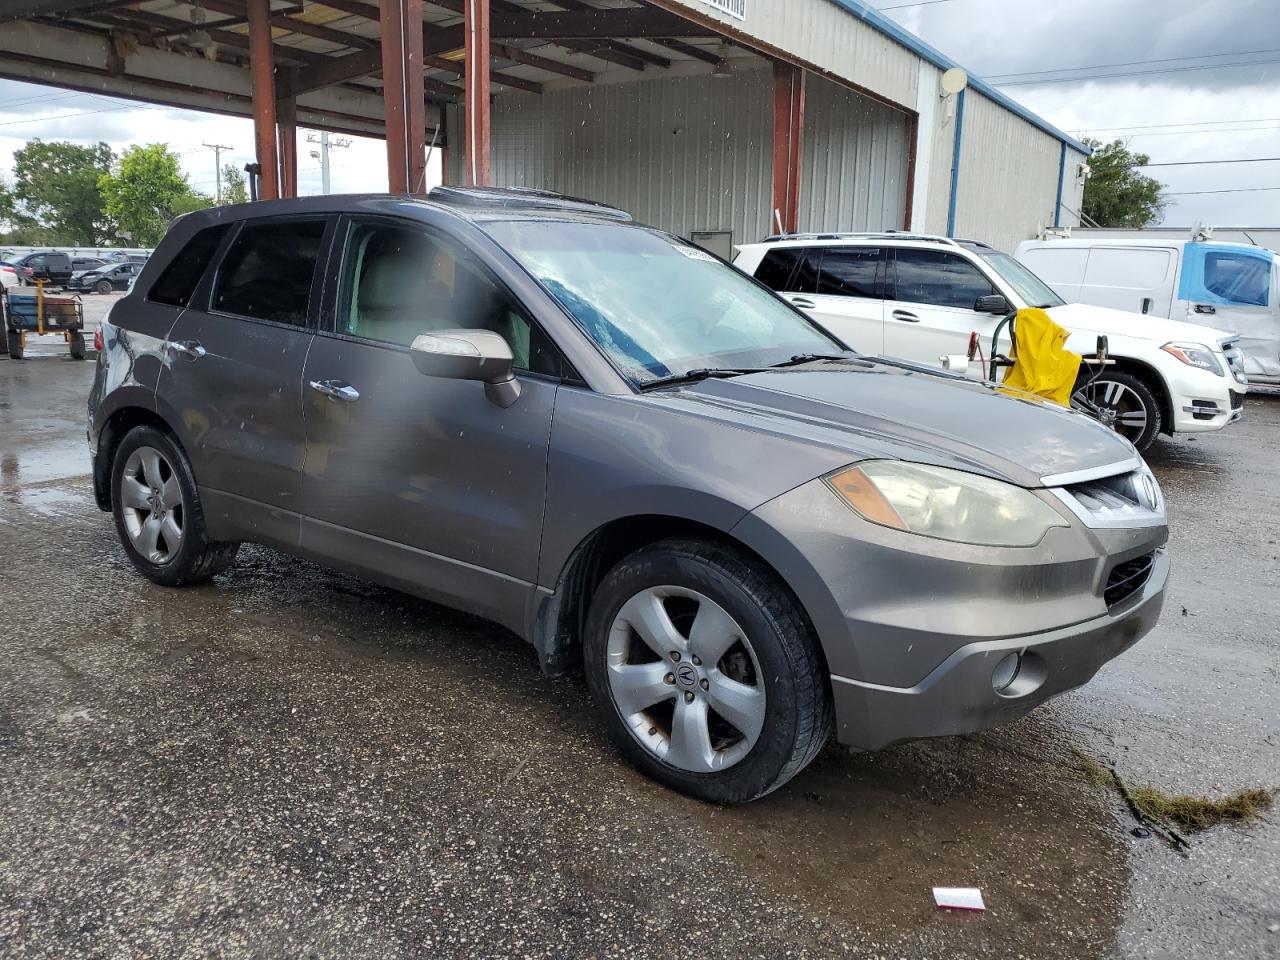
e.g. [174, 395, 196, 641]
[203, 142, 234, 203]
[306, 130, 351, 194]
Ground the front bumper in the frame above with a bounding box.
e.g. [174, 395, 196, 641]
[829, 549, 1167, 750]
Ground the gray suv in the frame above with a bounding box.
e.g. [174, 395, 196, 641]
[89, 189, 1169, 803]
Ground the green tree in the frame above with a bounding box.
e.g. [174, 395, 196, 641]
[220, 163, 248, 205]
[11, 140, 114, 244]
[1081, 138, 1168, 228]
[99, 144, 211, 246]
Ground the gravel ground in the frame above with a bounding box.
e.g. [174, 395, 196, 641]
[0, 357, 1275, 959]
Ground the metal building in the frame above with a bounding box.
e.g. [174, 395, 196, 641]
[0, 0, 1088, 253]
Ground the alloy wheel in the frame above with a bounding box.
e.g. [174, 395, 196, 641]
[1073, 378, 1149, 444]
[120, 445, 184, 564]
[606, 585, 766, 773]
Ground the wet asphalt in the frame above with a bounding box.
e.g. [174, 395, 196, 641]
[0, 344, 1276, 959]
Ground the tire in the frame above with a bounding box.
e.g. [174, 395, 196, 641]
[69, 331, 86, 360]
[583, 538, 831, 804]
[7, 330, 23, 360]
[1072, 368, 1163, 452]
[95, 279, 112, 295]
[110, 425, 239, 587]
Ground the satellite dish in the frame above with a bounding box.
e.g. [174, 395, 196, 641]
[940, 67, 968, 95]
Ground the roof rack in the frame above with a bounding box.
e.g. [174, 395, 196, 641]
[427, 185, 633, 221]
[758, 230, 964, 247]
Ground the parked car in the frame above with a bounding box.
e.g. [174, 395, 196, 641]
[89, 190, 1168, 803]
[0, 261, 20, 289]
[1015, 236, 1279, 386]
[72, 256, 107, 273]
[734, 233, 1248, 451]
[13, 250, 73, 285]
[66, 260, 144, 294]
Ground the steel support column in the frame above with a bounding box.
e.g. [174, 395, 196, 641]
[380, 0, 427, 195]
[464, 0, 491, 186]
[278, 96, 298, 198]
[771, 61, 805, 235]
[247, 0, 279, 200]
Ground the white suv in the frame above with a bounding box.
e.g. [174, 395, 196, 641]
[734, 233, 1248, 452]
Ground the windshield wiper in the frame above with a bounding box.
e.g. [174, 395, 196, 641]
[639, 367, 759, 391]
[768, 352, 857, 368]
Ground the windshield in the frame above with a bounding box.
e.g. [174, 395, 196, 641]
[976, 249, 1064, 308]
[484, 219, 845, 385]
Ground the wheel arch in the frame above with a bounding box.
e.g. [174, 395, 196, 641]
[93, 405, 181, 510]
[1094, 356, 1174, 436]
[531, 514, 831, 687]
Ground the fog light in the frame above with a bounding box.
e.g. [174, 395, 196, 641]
[992, 652, 1022, 693]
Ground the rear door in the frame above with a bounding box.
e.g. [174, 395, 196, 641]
[883, 247, 998, 364]
[762, 246, 886, 353]
[157, 216, 332, 540]
[298, 215, 561, 626]
[1081, 246, 1175, 315]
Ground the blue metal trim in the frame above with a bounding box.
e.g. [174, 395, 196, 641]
[946, 88, 964, 237]
[829, 0, 1093, 156]
[1054, 141, 1067, 227]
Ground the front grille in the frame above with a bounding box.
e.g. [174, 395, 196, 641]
[1105, 552, 1155, 608]
[1230, 390, 1244, 410]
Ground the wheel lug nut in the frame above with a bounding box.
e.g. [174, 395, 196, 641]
[670, 651, 681, 662]
[692, 656, 701, 666]
[683, 691, 694, 703]
[700, 678, 709, 690]
[663, 673, 675, 685]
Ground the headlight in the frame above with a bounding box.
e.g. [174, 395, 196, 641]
[825, 461, 1069, 547]
[1161, 342, 1223, 376]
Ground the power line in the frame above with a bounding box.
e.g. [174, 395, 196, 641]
[1166, 187, 1280, 196]
[993, 57, 1280, 86]
[986, 47, 1280, 81]
[1076, 117, 1280, 134]
[0, 103, 156, 127]
[1120, 125, 1280, 139]
[876, 0, 959, 9]
[1140, 157, 1280, 167]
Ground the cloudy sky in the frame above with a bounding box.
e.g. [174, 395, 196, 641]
[1, 0, 1277, 227]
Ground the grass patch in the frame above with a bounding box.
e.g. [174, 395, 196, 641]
[1130, 786, 1274, 832]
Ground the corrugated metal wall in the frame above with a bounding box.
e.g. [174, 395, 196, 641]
[950, 92, 1070, 251]
[800, 74, 910, 233]
[449, 68, 910, 244]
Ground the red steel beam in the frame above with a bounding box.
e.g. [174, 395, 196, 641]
[771, 61, 805, 235]
[278, 96, 298, 198]
[247, 0, 279, 200]
[381, 0, 428, 194]
[464, 0, 491, 186]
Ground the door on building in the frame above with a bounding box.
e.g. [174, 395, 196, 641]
[882, 247, 998, 364]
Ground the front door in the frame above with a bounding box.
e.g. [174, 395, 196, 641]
[883, 247, 1000, 365]
[157, 216, 331, 533]
[299, 216, 560, 628]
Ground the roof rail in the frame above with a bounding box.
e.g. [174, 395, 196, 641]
[759, 230, 963, 247]
[428, 185, 633, 221]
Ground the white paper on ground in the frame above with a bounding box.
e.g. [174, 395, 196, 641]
[933, 887, 986, 911]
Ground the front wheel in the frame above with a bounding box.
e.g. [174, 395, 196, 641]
[583, 539, 831, 804]
[69, 331, 85, 359]
[110, 425, 239, 586]
[95, 279, 112, 295]
[1072, 369, 1163, 451]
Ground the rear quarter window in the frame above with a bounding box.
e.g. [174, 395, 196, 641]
[148, 224, 231, 307]
[752, 248, 804, 291]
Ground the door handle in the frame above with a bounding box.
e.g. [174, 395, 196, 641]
[1194, 304, 1216, 315]
[309, 379, 360, 402]
[170, 339, 206, 360]
[788, 296, 816, 309]
[892, 309, 919, 322]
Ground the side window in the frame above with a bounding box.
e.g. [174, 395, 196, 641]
[1204, 251, 1270, 306]
[789, 248, 822, 294]
[149, 223, 231, 307]
[334, 219, 562, 377]
[817, 247, 882, 298]
[212, 219, 325, 325]
[892, 248, 994, 310]
[753, 248, 803, 291]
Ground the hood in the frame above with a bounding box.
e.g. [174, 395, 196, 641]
[1046, 302, 1234, 346]
[656, 361, 1135, 488]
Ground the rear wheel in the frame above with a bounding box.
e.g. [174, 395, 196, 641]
[110, 426, 239, 587]
[69, 331, 85, 360]
[1072, 369, 1162, 451]
[95, 279, 112, 295]
[583, 539, 831, 804]
[6, 330, 22, 360]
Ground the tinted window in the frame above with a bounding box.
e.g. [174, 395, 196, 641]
[335, 219, 561, 377]
[892, 248, 993, 310]
[753, 248, 803, 291]
[150, 223, 231, 307]
[789, 249, 821, 294]
[213, 219, 325, 325]
[817, 248, 882, 298]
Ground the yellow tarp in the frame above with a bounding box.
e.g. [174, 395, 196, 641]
[1001, 307, 1081, 407]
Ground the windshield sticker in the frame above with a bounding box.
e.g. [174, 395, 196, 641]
[674, 245, 717, 263]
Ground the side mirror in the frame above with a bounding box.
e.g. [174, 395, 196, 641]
[975, 294, 1010, 314]
[409, 329, 521, 407]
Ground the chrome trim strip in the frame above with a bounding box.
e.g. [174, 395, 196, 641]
[1047, 485, 1167, 529]
[1039, 458, 1141, 488]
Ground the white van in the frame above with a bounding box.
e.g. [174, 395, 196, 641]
[1014, 237, 1279, 385]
